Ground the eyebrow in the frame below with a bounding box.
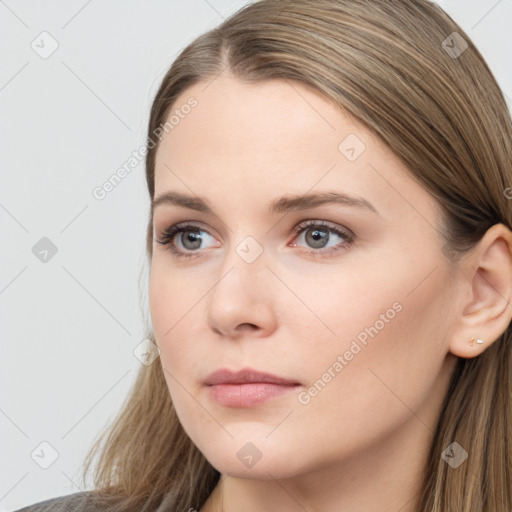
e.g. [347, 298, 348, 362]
[151, 190, 379, 216]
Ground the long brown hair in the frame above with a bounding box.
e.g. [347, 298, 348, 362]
[81, 1, 512, 510]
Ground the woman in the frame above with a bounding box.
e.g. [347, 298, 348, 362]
[16, 0, 512, 511]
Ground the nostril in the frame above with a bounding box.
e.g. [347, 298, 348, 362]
[238, 323, 258, 331]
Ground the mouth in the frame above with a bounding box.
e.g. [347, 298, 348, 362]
[204, 367, 302, 408]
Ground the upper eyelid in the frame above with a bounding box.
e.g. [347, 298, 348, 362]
[163, 219, 345, 234]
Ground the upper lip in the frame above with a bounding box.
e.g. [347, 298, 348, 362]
[204, 367, 300, 386]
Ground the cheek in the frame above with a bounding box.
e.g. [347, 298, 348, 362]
[148, 262, 201, 372]
[295, 264, 452, 455]
[148, 268, 206, 430]
[278, 258, 404, 355]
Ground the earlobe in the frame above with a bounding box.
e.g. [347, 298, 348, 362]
[468, 337, 485, 347]
[449, 223, 512, 359]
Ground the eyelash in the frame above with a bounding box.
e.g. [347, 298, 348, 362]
[155, 220, 355, 260]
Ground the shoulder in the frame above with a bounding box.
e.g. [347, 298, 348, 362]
[13, 490, 101, 512]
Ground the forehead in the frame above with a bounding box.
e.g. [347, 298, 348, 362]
[157, 74, 344, 164]
[152, 73, 440, 227]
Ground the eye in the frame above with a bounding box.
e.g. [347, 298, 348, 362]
[156, 223, 218, 259]
[155, 220, 355, 259]
[290, 220, 354, 257]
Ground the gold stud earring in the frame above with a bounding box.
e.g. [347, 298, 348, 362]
[469, 337, 484, 347]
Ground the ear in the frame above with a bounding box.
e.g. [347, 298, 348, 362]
[449, 223, 512, 359]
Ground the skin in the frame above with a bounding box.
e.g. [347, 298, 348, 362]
[148, 72, 512, 512]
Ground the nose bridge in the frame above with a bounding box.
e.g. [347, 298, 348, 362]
[214, 232, 267, 303]
[206, 231, 275, 335]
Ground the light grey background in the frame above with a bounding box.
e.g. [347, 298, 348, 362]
[1, 1, 511, 510]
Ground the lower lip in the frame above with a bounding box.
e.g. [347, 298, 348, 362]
[208, 383, 299, 407]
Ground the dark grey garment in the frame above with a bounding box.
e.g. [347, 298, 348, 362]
[13, 491, 102, 512]
[14, 488, 189, 512]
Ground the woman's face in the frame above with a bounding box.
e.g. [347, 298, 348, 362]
[149, 73, 459, 479]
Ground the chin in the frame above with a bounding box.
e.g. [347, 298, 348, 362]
[197, 436, 311, 480]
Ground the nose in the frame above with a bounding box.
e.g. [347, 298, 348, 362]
[206, 243, 278, 339]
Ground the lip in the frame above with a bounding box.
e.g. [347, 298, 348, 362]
[205, 367, 300, 386]
[204, 367, 301, 407]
